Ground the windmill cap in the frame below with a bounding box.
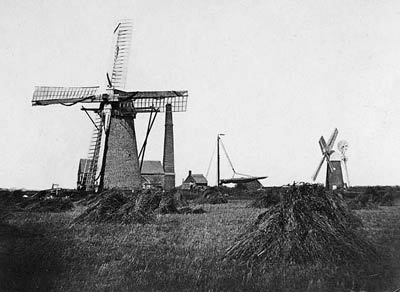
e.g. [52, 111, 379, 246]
[330, 151, 342, 161]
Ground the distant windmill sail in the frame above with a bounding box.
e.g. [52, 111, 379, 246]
[312, 128, 338, 182]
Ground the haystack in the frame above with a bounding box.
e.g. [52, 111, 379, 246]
[155, 189, 188, 214]
[224, 183, 378, 270]
[73, 189, 155, 224]
[73, 190, 132, 223]
[73, 188, 191, 224]
[196, 187, 228, 204]
[24, 197, 73, 212]
[248, 189, 280, 208]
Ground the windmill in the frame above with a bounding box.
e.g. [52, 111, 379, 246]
[312, 128, 346, 190]
[32, 20, 188, 192]
[337, 140, 350, 187]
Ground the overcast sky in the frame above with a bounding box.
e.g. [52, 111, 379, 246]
[1, 0, 400, 189]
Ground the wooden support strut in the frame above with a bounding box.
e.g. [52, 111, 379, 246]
[81, 107, 99, 130]
[138, 108, 159, 171]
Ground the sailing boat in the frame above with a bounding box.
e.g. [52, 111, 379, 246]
[214, 134, 268, 186]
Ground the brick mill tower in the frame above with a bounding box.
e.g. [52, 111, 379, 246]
[101, 106, 141, 190]
[31, 20, 188, 191]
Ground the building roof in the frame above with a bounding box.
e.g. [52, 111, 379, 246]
[192, 174, 207, 184]
[141, 160, 164, 175]
[78, 159, 92, 174]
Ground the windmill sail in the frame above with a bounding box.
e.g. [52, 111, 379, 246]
[326, 128, 338, 149]
[108, 20, 133, 89]
[32, 86, 100, 105]
[312, 128, 338, 181]
[114, 89, 188, 112]
[85, 115, 103, 191]
[312, 156, 325, 181]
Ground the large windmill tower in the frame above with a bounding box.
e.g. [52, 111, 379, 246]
[32, 20, 188, 191]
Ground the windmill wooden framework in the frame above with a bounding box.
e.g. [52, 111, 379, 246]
[32, 20, 188, 192]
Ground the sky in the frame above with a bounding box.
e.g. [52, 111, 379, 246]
[1, 0, 400, 189]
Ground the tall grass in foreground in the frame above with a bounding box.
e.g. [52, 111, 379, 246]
[1, 199, 400, 291]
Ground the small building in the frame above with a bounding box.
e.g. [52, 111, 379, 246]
[141, 160, 165, 189]
[182, 170, 208, 189]
[77, 159, 92, 190]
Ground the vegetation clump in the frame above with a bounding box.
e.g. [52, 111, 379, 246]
[348, 186, 394, 209]
[196, 187, 228, 204]
[6, 189, 75, 212]
[224, 183, 383, 288]
[73, 188, 195, 224]
[248, 189, 281, 208]
[73, 189, 153, 224]
[23, 197, 74, 212]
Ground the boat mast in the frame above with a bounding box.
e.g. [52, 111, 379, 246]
[217, 133, 224, 187]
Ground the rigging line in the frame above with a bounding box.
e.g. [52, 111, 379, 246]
[59, 95, 97, 106]
[138, 109, 154, 159]
[205, 140, 216, 179]
[139, 109, 158, 171]
[219, 139, 236, 175]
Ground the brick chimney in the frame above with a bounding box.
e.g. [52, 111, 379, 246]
[163, 104, 175, 190]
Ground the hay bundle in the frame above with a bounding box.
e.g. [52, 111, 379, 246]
[248, 189, 280, 208]
[196, 187, 228, 204]
[135, 189, 163, 212]
[74, 188, 190, 224]
[156, 195, 178, 214]
[154, 189, 188, 214]
[73, 190, 130, 223]
[24, 197, 73, 212]
[116, 199, 155, 224]
[172, 189, 188, 208]
[224, 183, 378, 269]
[73, 189, 155, 224]
[0, 189, 26, 209]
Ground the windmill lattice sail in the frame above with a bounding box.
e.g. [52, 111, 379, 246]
[86, 116, 103, 190]
[108, 20, 133, 89]
[32, 86, 99, 105]
[115, 90, 188, 112]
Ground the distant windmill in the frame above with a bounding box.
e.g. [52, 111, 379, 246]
[312, 128, 347, 190]
[32, 20, 188, 192]
[337, 140, 350, 187]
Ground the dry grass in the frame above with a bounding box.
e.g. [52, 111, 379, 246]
[1, 191, 400, 292]
[224, 183, 387, 291]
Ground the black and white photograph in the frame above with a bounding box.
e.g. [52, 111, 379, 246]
[0, 0, 400, 291]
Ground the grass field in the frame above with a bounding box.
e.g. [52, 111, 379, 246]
[1, 197, 400, 292]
